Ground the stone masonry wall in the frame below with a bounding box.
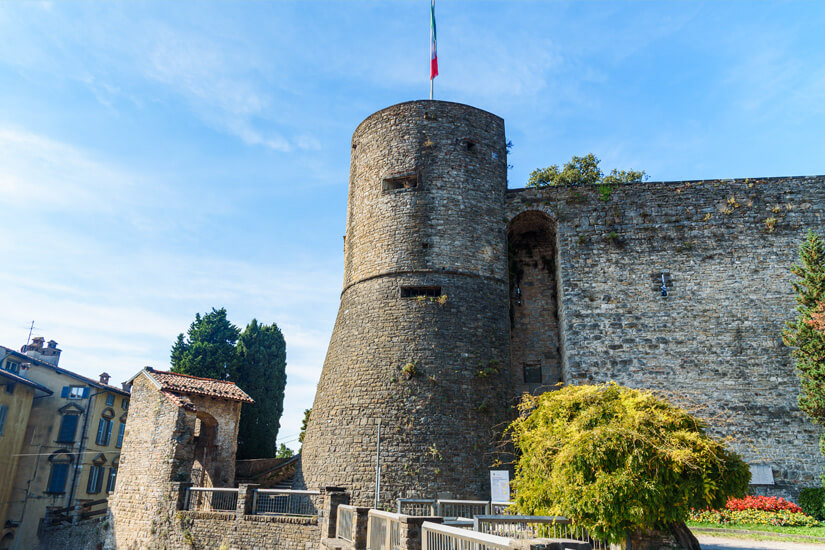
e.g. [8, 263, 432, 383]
[162, 511, 318, 550]
[108, 374, 188, 549]
[506, 175, 825, 499]
[303, 101, 513, 506]
[40, 517, 107, 550]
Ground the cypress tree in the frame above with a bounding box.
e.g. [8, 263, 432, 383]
[170, 308, 240, 380]
[784, 230, 825, 450]
[235, 319, 287, 459]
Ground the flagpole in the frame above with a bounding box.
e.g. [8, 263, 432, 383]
[430, 0, 437, 100]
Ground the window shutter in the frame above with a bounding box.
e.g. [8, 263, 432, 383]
[81, 387, 90, 398]
[86, 467, 96, 493]
[116, 422, 125, 447]
[105, 419, 113, 445]
[61, 386, 70, 398]
[96, 418, 106, 445]
[107, 468, 117, 493]
[57, 414, 79, 443]
[48, 463, 69, 493]
[0, 405, 8, 436]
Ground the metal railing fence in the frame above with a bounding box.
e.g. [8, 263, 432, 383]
[473, 515, 609, 549]
[397, 498, 437, 516]
[367, 509, 402, 550]
[185, 488, 239, 512]
[436, 500, 490, 520]
[253, 489, 320, 517]
[422, 521, 510, 550]
[337, 504, 356, 542]
[397, 499, 514, 519]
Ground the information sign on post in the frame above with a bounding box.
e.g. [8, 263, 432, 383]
[490, 470, 510, 502]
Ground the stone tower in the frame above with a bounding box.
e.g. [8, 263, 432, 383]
[301, 100, 513, 505]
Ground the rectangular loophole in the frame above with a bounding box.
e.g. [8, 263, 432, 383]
[651, 272, 673, 293]
[523, 362, 542, 384]
[383, 174, 418, 192]
[400, 286, 441, 298]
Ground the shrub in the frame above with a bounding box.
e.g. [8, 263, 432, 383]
[799, 487, 825, 520]
[690, 508, 819, 527]
[726, 495, 801, 513]
[508, 383, 750, 544]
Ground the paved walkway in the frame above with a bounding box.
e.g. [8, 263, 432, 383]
[697, 534, 825, 550]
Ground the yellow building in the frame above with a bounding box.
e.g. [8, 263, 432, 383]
[0, 368, 52, 550]
[0, 338, 130, 550]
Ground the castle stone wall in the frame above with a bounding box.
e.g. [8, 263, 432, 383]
[108, 373, 243, 549]
[506, 175, 825, 498]
[302, 101, 513, 505]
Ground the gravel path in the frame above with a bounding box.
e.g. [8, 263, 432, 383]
[697, 534, 825, 549]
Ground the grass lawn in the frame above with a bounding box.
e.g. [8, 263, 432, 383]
[687, 520, 825, 543]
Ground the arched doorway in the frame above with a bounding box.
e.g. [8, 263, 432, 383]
[192, 412, 219, 487]
[508, 210, 562, 394]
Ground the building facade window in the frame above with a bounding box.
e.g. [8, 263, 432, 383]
[121, 398, 128, 410]
[523, 362, 542, 384]
[0, 404, 8, 436]
[106, 467, 117, 493]
[61, 386, 89, 399]
[87, 464, 104, 494]
[46, 461, 70, 494]
[4, 360, 19, 374]
[56, 413, 80, 443]
[116, 422, 126, 448]
[96, 418, 113, 446]
[105, 394, 114, 406]
[4, 383, 14, 395]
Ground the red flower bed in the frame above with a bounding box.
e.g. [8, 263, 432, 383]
[726, 495, 802, 513]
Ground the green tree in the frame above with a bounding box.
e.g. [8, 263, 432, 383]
[170, 308, 240, 380]
[783, 230, 825, 452]
[508, 383, 749, 545]
[275, 443, 294, 459]
[235, 319, 287, 459]
[298, 408, 311, 450]
[527, 153, 645, 188]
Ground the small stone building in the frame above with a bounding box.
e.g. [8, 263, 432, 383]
[108, 367, 252, 549]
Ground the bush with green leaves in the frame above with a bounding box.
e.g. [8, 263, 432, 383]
[799, 487, 825, 520]
[526, 153, 646, 189]
[508, 383, 750, 544]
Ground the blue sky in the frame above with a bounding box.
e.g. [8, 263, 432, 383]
[1, 1, 823, 450]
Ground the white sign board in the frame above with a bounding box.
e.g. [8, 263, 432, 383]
[490, 470, 510, 502]
[749, 464, 775, 485]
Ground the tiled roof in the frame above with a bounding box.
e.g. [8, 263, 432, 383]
[0, 369, 53, 395]
[144, 367, 254, 404]
[0, 346, 131, 396]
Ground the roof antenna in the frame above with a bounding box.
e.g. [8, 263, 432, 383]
[24, 320, 35, 352]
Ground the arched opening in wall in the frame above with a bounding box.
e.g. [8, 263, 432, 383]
[192, 412, 219, 487]
[508, 210, 562, 394]
[1, 533, 14, 550]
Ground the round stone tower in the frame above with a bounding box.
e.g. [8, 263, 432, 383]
[301, 100, 512, 505]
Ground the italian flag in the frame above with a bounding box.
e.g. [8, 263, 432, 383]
[430, 0, 438, 80]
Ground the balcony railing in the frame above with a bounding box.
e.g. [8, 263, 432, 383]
[185, 488, 239, 512]
[253, 489, 320, 517]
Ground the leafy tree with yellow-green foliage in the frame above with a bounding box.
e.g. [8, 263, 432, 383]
[527, 153, 645, 188]
[508, 383, 749, 545]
